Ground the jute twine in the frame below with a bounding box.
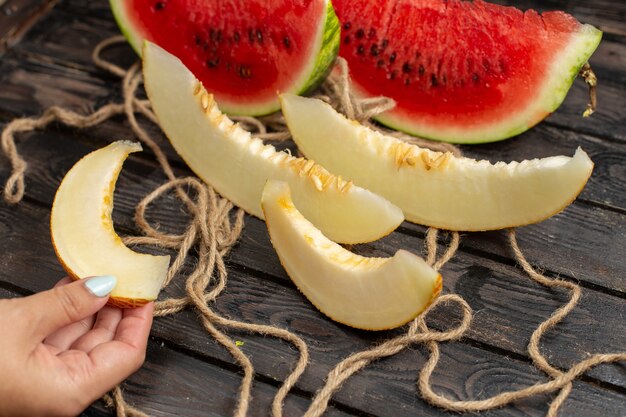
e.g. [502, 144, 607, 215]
[1, 36, 623, 417]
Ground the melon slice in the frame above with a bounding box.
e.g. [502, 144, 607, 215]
[50, 141, 170, 308]
[281, 94, 594, 231]
[333, 0, 602, 143]
[143, 42, 403, 244]
[262, 180, 442, 330]
[110, 0, 339, 116]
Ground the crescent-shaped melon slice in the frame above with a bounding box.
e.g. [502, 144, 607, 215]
[142, 41, 403, 244]
[281, 94, 594, 231]
[261, 180, 442, 330]
[51, 141, 170, 308]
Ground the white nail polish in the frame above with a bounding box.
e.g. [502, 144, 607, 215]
[84, 275, 117, 297]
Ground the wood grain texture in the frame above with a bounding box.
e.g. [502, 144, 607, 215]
[1, 201, 625, 417]
[2, 129, 623, 296]
[0, 0, 56, 53]
[0, 0, 624, 416]
[5, 3, 626, 143]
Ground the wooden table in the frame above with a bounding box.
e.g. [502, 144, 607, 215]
[1, 1, 624, 416]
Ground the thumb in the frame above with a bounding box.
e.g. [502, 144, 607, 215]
[25, 275, 117, 341]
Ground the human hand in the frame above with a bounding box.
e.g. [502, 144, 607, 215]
[0, 276, 153, 417]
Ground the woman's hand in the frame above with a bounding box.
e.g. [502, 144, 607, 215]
[0, 276, 153, 417]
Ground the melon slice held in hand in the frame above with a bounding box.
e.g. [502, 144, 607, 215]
[282, 94, 594, 231]
[261, 180, 442, 331]
[51, 141, 170, 308]
[333, 0, 602, 143]
[110, 0, 339, 116]
[142, 41, 403, 244]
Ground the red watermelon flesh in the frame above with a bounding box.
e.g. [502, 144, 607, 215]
[111, 0, 339, 116]
[334, 0, 602, 143]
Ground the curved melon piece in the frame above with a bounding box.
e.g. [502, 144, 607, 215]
[143, 41, 403, 244]
[333, 0, 602, 143]
[110, 0, 339, 116]
[282, 94, 594, 231]
[50, 141, 170, 308]
[261, 180, 442, 330]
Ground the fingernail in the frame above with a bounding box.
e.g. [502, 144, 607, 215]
[84, 275, 117, 297]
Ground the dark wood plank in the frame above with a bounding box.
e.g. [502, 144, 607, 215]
[8, 3, 626, 143]
[0, 292, 351, 417]
[1, 201, 624, 417]
[0, 0, 56, 53]
[495, 0, 626, 39]
[2, 126, 623, 297]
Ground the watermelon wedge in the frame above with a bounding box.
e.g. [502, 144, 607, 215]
[333, 0, 602, 143]
[110, 0, 340, 116]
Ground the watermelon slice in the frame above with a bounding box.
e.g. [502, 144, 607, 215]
[333, 0, 602, 143]
[110, 0, 340, 116]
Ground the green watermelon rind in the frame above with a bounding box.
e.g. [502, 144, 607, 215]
[109, 0, 143, 54]
[371, 24, 603, 144]
[109, 0, 340, 116]
[294, 1, 341, 97]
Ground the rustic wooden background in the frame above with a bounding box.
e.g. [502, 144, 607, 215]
[0, 1, 624, 416]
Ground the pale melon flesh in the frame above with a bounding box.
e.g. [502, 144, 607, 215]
[142, 41, 403, 244]
[261, 180, 442, 330]
[281, 94, 594, 231]
[50, 141, 170, 307]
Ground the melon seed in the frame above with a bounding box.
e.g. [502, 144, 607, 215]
[343, 22, 351, 30]
[283, 36, 291, 49]
[370, 44, 379, 56]
[233, 31, 240, 43]
[402, 62, 412, 74]
[239, 65, 252, 79]
[344, 35, 351, 44]
[376, 59, 385, 68]
[381, 39, 389, 49]
[355, 28, 364, 39]
[206, 58, 219, 69]
[154, 1, 165, 11]
[357, 45, 365, 55]
[389, 52, 396, 63]
[256, 29, 263, 43]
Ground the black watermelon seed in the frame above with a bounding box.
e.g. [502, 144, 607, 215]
[431, 74, 438, 87]
[239, 65, 252, 78]
[194, 35, 202, 45]
[256, 29, 263, 43]
[248, 29, 255, 43]
[206, 58, 219, 68]
[355, 28, 365, 39]
[376, 59, 385, 68]
[343, 22, 351, 30]
[357, 44, 365, 55]
[283, 36, 291, 49]
[389, 52, 396, 63]
[402, 62, 412, 74]
[370, 44, 379, 56]
[154, 2, 165, 11]
[233, 31, 240, 42]
[343, 35, 351, 44]
[381, 39, 389, 49]
[472, 73, 479, 83]
[368, 28, 376, 38]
